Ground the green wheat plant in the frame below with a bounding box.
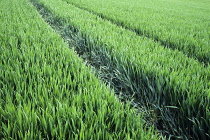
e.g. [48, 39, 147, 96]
[31, 0, 210, 139]
[63, 0, 210, 65]
[0, 0, 160, 139]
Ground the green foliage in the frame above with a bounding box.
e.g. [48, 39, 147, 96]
[0, 0, 160, 139]
[64, 0, 210, 65]
[30, 0, 210, 139]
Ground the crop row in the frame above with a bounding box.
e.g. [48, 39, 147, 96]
[0, 0, 160, 139]
[31, 0, 210, 139]
[64, 0, 210, 65]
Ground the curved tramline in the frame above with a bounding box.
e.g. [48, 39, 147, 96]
[31, 0, 210, 139]
[0, 0, 160, 139]
[63, 0, 210, 65]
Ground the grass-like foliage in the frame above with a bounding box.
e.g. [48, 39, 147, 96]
[30, 0, 210, 139]
[0, 0, 160, 139]
[64, 0, 210, 65]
